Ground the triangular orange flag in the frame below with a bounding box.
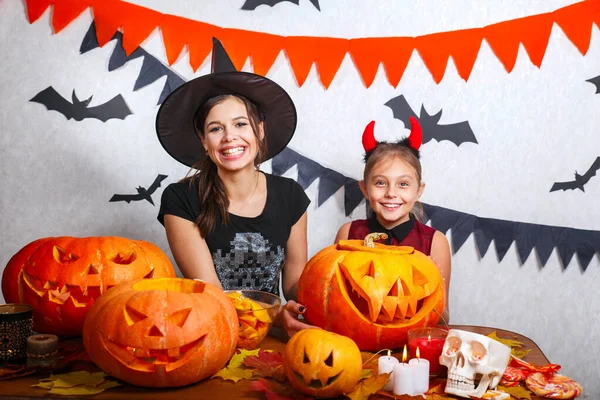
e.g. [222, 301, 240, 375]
[25, 0, 52, 23]
[52, 0, 93, 34]
[416, 28, 483, 83]
[92, 1, 124, 47]
[220, 29, 284, 76]
[553, 1, 598, 55]
[161, 15, 221, 68]
[116, 2, 163, 55]
[284, 36, 348, 88]
[485, 13, 554, 72]
[349, 37, 415, 88]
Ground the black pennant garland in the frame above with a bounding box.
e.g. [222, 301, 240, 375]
[80, 23, 185, 105]
[272, 148, 600, 271]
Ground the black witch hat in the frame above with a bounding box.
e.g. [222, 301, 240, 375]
[155, 38, 297, 168]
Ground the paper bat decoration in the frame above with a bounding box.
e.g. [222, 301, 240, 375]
[30, 87, 132, 122]
[550, 157, 600, 192]
[241, 0, 320, 11]
[384, 94, 478, 146]
[109, 175, 168, 206]
[586, 75, 600, 94]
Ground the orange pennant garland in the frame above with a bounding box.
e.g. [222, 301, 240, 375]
[52, 0, 93, 33]
[416, 28, 483, 83]
[22, 0, 600, 89]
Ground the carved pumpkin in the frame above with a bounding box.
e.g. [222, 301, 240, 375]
[284, 329, 362, 398]
[83, 278, 238, 387]
[1, 236, 176, 335]
[297, 234, 445, 351]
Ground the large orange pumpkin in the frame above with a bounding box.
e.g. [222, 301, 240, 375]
[1, 236, 176, 335]
[297, 235, 444, 351]
[83, 278, 238, 387]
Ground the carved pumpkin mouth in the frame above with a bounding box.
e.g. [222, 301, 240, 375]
[336, 256, 435, 326]
[99, 334, 206, 372]
[291, 370, 341, 388]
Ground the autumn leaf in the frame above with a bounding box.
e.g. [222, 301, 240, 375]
[48, 380, 121, 396]
[511, 349, 531, 359]
[31, 371, 120, 395]
[427, 382, 446, 394]
[497, 385, 533, 400]
[359, 369, 373, 380]
[244, 349, 285, 381]
[345, 372, 390, 400]
[250, 377, 312, 400]
[212, 348, 260, 382]
[361, 351, 380, 370]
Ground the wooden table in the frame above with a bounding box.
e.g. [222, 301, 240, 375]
[0, 325, 553, 400]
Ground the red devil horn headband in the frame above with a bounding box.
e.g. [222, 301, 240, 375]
[361, 116, 423, 153]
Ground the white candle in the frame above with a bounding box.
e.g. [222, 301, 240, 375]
[393, 345, 414, 396]
[378, 350, 399, 391]
[408, 357, 430, 394]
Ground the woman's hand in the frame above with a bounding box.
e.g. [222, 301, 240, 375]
[277, 300, 319, 338]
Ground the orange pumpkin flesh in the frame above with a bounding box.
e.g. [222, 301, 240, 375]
[83, 278, 238, 387]
[1, 236, 176, 335]
[297, 240, 445, 351]
[284, 329, 362, 398]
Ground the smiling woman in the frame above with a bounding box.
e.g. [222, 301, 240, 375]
[155, 38, 315, 338]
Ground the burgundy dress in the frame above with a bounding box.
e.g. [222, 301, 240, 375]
[347, 216, 436, 255]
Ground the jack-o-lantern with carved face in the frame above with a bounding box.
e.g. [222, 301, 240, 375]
[83, 278, 238, 387]
[297, 234, 445, 351]
[1, 236, 176, 335]
[284, 329, 362, 398]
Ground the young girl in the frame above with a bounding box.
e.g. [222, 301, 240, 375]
[335, 117, 451, 321]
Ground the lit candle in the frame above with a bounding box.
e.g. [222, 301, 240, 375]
[408, 347, 430, 394]
[408, 327, 448, 376]
[378, 350, 399, 391]
[393, 345, 414, 396]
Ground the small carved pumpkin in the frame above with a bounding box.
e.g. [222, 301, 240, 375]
[83, 278, 238, 387]
[1, 236, 176, 335]
[284, 329, 362, 398]
[297, 234, 445, 351]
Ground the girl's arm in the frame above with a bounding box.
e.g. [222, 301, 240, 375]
[431, 230, 451, 323]
[163, 214, 222, 288]
[334, 222, 352, 243]
[281, 211, 308, 301]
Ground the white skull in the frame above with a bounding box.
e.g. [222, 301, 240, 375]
[439, 329, 511, 398]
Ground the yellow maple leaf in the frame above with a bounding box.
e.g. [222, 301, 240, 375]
[497, 385, 533, 400]
[511, 348, 531, 359]
[487, 331, 524, 349]
[345, 372, 390, 400]
[212, 348, 261, 382]
[51, 371, 107, 388]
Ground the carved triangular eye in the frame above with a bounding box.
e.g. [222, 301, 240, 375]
[148, 325, 163, 337]
[109, 251, 137, 265]
[124, 305, 148, 326]
[168, 308, 191, 328]
[302, 351, 310, 364]
[324, 351, 334, 367]
[53, 246, 80, 263]
[83, 264, 101, 275]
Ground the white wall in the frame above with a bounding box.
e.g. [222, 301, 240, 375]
[1, 0, 598, 397]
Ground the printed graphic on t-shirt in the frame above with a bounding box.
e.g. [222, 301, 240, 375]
[213, 232, 285, 294]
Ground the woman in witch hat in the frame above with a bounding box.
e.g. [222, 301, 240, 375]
[156, 38, 313, 337]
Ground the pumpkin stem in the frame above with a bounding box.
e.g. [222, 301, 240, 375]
[364, 233, 388, 248]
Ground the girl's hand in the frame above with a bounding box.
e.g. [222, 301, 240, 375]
[278, 300, 319, 338]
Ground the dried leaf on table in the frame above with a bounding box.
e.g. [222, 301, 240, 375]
[243, 349, 285, 381]
[48, 380, 121, 396]
[0, 365, 37, 380]
[345, 372, 390, 400]
[510, 349, 531, 359]
[426, 382, 446, 394]
[361, 351, 380, 371]
[212, 348, 260, 382]
[497, 385, 532, 400]
[250, 377, 312, 400]
[487, 332, 523, 349]
[31, 371, 120, 395]
[359, 369, 373, 380]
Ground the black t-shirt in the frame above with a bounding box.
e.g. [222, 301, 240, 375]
[157, 173, 310, 295]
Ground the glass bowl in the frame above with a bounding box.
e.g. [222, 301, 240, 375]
[225, 290, 281, 349]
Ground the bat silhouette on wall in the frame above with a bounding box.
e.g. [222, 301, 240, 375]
[384, 95, 478, 146]
[109, 175, 168, 206]
[30, 87, 132, 122]
[241, 0, 320, 11]
[586, 75, 600, 94]
[550, 157, 600, 192]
